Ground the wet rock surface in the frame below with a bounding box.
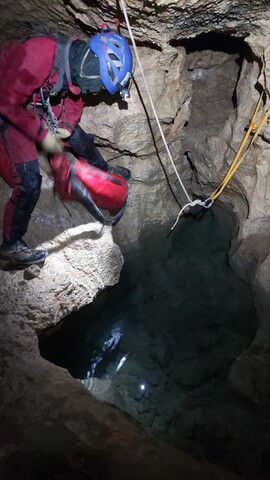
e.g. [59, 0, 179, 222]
[40, 207, 269, 477]
[183, 47, 240, 179]
[0, 314, 241, 480]
[0, 1, 270, 478]
[178, 34, 270, 417]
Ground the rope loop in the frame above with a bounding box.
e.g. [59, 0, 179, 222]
[169, 198, 213, 233]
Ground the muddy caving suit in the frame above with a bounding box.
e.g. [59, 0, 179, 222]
[0, 34, 108, 245]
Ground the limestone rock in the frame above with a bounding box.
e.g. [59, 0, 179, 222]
[1, 0, 269, 46]
[81, 45, 192, 245]
[66, 0, 270, 45]
[0, 0, 77, 43]
[81, 45, 190, 156]
[0, 313, 240, 480]
[82, 377, 119, 405]
[183, 49, 240, 183]
[228, 253, 270, 406]
[176, 36, 270, 410]
[222, 32, 270, 406]
[23, 264, 41, 280]
[0, 158, 123, 332]
[228, 339, 270, 407]
[0, 0, 270, 474]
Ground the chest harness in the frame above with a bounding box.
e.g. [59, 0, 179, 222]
[39, 34, 79, 134]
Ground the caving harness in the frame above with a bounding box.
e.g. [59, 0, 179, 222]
[39, 34, 79, 134]
[40, 86, 59, 134]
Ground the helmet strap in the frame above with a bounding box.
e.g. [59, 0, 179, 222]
[106, 60, 131, 99]
[80, 49, 100, 79]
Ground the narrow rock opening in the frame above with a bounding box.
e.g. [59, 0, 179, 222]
[39, 204, 262, 476]
[37, 31, 267, 479]
[170, 32, 252, 56]
[179, 33, 252, 189]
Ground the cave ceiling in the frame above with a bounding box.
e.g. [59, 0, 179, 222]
[1, 0, 270, 44]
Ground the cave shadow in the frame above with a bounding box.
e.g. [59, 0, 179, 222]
[174, 30, 260, 111]
[0, 443, 112, 480]
[45, 228, 105, 254]
[170, 31, 254, 61]
[0, 169, 108, 261]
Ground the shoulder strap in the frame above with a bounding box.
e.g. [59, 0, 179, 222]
[50, 33, 80, 95]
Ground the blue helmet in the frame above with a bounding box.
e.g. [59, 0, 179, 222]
[89, 28, 133, 98]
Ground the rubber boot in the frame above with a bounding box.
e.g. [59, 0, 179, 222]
[0, 240, 48, 266]
[107, 165, 131, 180]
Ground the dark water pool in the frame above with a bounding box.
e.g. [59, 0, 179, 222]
[40, 206, 259, 473]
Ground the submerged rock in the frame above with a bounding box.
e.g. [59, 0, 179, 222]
[82, 376, 124, 407]
[0, 313, 241, 480]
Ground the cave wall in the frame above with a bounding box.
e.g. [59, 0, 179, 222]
[1, 0, 270, 396]
[1, 0, 270, 478]
[1, 0, 270, 417]
[1, 313, 241, 480]
[1, 0, 270, 44]
[80, 44, 192, 246]
[0, 0, 76, 43]
[66, 0, 270, 45]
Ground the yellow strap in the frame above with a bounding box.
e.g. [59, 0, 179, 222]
[210, 93, 265, 201]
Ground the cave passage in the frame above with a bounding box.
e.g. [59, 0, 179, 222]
[40, 206, 258, 473]
[180, 32, 252, 177]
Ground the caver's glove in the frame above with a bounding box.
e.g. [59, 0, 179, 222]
[55, 128, 71, 140]
[41, 131, 64, 154]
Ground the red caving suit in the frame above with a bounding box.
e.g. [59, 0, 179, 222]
[0, 36, 84, 244]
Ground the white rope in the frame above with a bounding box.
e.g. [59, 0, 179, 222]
[119, 0, 214, 232]
[119, 0, 192, 204]
[169, 198, 213, 233]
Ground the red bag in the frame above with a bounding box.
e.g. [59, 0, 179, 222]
[72, 159, 128, 212]
[51, 154, 128, 213]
